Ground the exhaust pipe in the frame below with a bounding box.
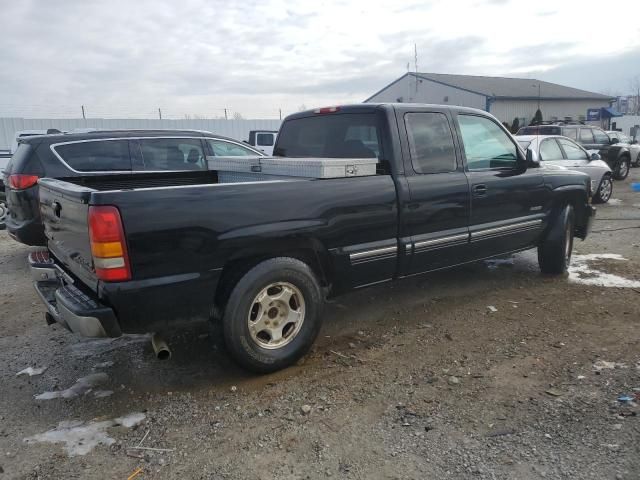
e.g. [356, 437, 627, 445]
[151, 333, 171, 360]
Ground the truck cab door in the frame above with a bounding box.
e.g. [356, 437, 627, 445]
[397, 109, 471, 276]
[454, 113, 548, 260]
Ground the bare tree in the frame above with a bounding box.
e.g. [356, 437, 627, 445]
[297, 104, 307, 112]
[232, 111, 243, 120]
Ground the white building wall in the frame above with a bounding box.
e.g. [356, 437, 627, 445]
[611, 115, 640, 138]
[0, 117, 282, 152]
[366, 75, 486, 110]
[490, 99, 610, 125]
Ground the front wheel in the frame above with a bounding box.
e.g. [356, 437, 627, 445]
[593, 174, 613, 204]
[222, 257, 324, 373]
[538, 205, 574, 275]
[614, 157, 630, 180]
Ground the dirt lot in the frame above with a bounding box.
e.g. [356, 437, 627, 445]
[1, 172, 639, 480]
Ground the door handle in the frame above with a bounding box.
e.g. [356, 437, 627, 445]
[472, 184, 487, 196]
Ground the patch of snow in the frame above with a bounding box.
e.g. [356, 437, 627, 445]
[607, 198, 623, 205]
[93, 390, 114, 398]
[34, 373, 108, 400]
[484, 258, 514, 270]
[568, 254, 640, 288]
[487, 305, 498, 313]
[24, 413, 145, 456]
[593, 360, 627, 371]
[16, 367, 47, 377]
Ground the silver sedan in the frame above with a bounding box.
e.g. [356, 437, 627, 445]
[516, 135, 613, 203]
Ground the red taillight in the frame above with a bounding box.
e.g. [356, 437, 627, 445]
[9, 174, 39, 190]
[88, 206, 131, 282]
[314, 106, 341, 114]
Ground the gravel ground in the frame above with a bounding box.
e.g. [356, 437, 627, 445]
[1, 171, 639, 480]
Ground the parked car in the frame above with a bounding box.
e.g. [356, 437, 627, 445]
[246, 130, 278, 155]
[606, 131, 640, 167]
[516, 135, 613, 203]
[31, 104, 595, 373]
[0, 151, 11, 229]
[517, 124, 631, 180]
[3, 130, 264, 245]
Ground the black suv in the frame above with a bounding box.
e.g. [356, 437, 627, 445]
[3, 130, 263, 245]
[517, 124, 632, 180]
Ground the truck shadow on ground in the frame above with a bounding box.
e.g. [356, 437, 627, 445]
[71, 251, 542, 396]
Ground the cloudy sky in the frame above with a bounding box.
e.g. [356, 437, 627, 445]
[1, 0, 639, 119]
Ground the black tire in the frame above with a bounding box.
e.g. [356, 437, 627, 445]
[538, 204, 574, 275]
[0, 202, 6, 231]
[222, 257, 323, 373]
[593, 174, 613, 204]
[614, 157, 630, 180]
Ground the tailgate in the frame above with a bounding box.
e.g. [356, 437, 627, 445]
[38, 178, 98, 291]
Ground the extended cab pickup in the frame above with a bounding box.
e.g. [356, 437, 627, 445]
[31, 104, 595, 372]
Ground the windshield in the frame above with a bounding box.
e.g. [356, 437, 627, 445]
[274, 113, 382, 158]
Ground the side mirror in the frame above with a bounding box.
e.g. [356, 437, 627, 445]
[610, 137, 619, 145]
[526, 147, 539, 167]
[590, 152, 600, 161]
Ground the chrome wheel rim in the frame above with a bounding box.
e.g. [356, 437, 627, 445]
[247, 282, 305, 349]
[599, 178, 612, 202]
[0, 202, 7, 223]
[619, 161, 628, 177]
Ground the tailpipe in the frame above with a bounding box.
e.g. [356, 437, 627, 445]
[151, 333, 172, 360]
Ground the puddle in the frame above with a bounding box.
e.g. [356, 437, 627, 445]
[24, 413, 145, 456]
[568, 254, 640, 288]
[35, 373, 109, 400]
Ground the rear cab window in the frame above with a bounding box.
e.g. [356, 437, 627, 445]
[274, 113, 382, 159]
[54, 140, 132, 171]
[404, 112, 457, 174]
[256, 134, 274, 147]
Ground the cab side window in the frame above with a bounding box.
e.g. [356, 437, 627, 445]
[579, 129, 595, 143]
[539, 139, 563, 161]
[137, 138, 206, 170]
[592, 129, 610, 144]
[457, 115, 518, 170]
[558, 138, 588, 160]
[405, 112, 457, 174]
[208, 139, 259, 156]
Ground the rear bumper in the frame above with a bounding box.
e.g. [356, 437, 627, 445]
[29, 251, 121, 338]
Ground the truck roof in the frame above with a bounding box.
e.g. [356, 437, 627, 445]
[287, 103, 492, 120]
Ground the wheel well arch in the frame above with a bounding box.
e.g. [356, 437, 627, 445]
[548, 187, 589, 239]
[212, 237, 332, 319]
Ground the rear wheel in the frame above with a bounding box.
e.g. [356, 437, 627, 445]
[614, 157, 630, 180]
[222, 257, 323, 373]
[593, 174, 613, 204]
[538, 205, 574, 275]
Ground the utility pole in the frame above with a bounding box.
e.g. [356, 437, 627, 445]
[537, 83, 541, 111]
[81, 105, 86, 119]
[279, 108, 282, 120]
[224, 108, 228, 120]
[158, 108, 162, 120]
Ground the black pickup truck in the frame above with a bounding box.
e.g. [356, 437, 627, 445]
[31, 104, 595, 372]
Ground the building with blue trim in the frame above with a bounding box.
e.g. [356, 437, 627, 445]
[365, 73, 614, 127]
